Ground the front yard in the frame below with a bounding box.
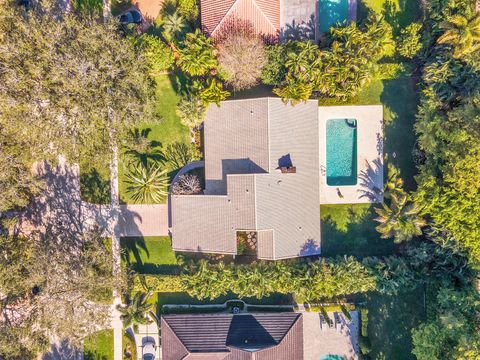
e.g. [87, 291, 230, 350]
[84, 329, 114, 360]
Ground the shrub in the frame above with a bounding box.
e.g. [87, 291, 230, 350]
[171, 174, 202, 195]
[132, 274, 184, 293]
[261, 44, 288, 86]
[358, 335, 372, 356]
[397, 23, 422, 59]
[164, 142, 194, 169]
[360, 307, 369, 337]
[137, 34, 175, 75]
[375, 63, 406, 80]
[122, 330, 137, 360]
[216, 20, 267, 91]
[177, 0, 198, 22]
[176, 96, 206, 130]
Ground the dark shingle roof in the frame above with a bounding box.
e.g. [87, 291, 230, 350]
[161, 313, 303, 360]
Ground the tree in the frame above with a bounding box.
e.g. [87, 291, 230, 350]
[124, 162, 170, 204]
[0, 232, 122, 357]
[116, 292, 154, 332]
[136, 34, 175, 75]
[374, 193, 426, 243]
[176, 96, 206, 130]
[177, 29, 217, 76]
[0, 1, 155, 168]
[199, 78, 230, 106]
[437, 14, 480, 58]
[171, 174, 202, 195]
[217, 20, 267, 91]
[177, 0, 198, 22]
[0, 139, 43, 212]
[261, 44, 288, 86]
[162, 11, 189, 43]
[273, 78, 313, 104]
[397, 23, 423, 58]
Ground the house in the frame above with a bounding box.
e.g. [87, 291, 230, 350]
[161, 313, 304, 359]
[199, 0, 357, 41]
[171, 98, 384, 259]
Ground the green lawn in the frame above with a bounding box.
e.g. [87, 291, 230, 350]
[358, 0, 421, 28]
[84, 329, 114, 360]
[121, 236, 179, 274]
[361, 289, 426, 360]
[118, 74, 191, 204]
[320, 76, 418, 258]
[321, 204, 397, 257]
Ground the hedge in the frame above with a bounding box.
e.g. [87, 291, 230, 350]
[132, 274, 184, 293]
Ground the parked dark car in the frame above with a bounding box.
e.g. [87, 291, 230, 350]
[118, 9, 143, 24]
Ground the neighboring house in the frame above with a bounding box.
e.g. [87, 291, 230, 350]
[161, 313, 303, 359]
[200, 0, 357, 41]
[171, 98, 384, 259]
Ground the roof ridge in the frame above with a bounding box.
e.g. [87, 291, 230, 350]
[211, 0, 277, 36]
[210, 0, 240, 35]
[251, 0, 277, 32]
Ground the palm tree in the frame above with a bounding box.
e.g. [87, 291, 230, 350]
[117, 292, 153, 332]
[199, 78, 230, 106]
[437, 14, 480, 57]
[163, 12, 188, 43]
[374, 194, 426, 243]
[177, 29, 217, 76]
[274, 77, 313, 105]
[124, 162, 169, 204]
[384, 164, 406, 200]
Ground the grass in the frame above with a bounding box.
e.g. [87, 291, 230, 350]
[121, 236, 179, 274]
[84, 329, 114, 360]
[118, 74, 191, 204]
[321, 204, 397, 257]
[320, 76, 419, 258]
[358, 0, 421, 29]
[361, 288, 426, 360]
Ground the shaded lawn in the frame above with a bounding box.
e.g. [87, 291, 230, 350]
[84, 329, 114, 360]
[80, 159, 111, 205]
[321, 204, 397, 257]
[118, 74, 191, 204]
[361, 288, 426, 360]
[121, 236, 179, 274]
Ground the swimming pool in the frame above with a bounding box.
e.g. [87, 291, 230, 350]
[326, 118, 357, 186]
[320, 355, 344, 360]
[319, 0, 349, 32]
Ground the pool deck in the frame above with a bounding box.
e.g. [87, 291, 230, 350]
[303, 311, 359, 360]
[319, 105, 384, 205]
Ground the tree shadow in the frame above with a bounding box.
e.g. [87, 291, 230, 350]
[380, 77, 419, 191]
[281, 16, 316, 41]
[320, 204, 397, 257]
[358, 158, 384, 202]
[359, 288, 426, 360]
[121, 236, 148, 269]
[80, 168, 111, 205]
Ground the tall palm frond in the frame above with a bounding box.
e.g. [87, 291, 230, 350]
[116, 292, 153, 332]
[437, 14, 480, 57]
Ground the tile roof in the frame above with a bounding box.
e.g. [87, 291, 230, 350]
[200, 0, 280, 37]
[171, 98, 321, 259]
[161, 313, 303, 360]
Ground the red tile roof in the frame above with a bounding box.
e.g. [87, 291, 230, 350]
[200, 0, 280, 38]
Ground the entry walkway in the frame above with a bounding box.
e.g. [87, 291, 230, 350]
[14, 156, 169, 360]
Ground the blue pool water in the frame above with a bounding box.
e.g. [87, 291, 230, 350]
[319, 0, 349, 32]
[320, 355, 344, 360]
[326, 119, 357, 186]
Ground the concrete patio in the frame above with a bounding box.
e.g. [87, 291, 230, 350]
[303, 311, 359, 360]
[319, 105, 384, 205]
